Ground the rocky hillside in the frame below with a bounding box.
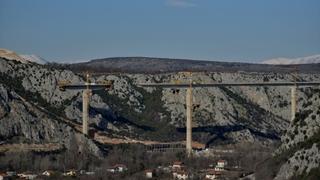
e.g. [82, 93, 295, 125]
[272, 88, 320, 179]
[0, 82, 103, 157]
[20, 54, 48, 64]
[0, 48, 27, 63]
[1, 57, 320, 152]
[1, 56, 320, 177]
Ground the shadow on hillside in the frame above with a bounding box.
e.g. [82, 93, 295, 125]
[176, 125, 280, 147]
[93, 107, 155, 131]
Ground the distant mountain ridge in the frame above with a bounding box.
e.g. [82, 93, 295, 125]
[20, 54, 48, 64]
[262, 54, 320, 65]
[64, 56, 320, 74]
[2, 47, 320, 72]
[0, 48, 28, 63]
[0, 48, 48, 64]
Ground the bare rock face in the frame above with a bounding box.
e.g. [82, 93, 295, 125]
[1, 57, 320, 156]
[278, 88, 320, 150]
[0, 85, 10, 119]
[0, 83, 103, 157]
[2, 57, 320, 177]
[97, 75, 144, 112]
[20, 65, 82, 104]
[0, 58, 81, 105]
[274, 144, 320, 180]
[132, 72, 299, 145]
[0, 59, 111, 132]
[272, 87, 320, 179]
[0, 48, 27, 63]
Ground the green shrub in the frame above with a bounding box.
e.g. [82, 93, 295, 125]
[96, 83, 184, 141]
[0, 72, 65, 118]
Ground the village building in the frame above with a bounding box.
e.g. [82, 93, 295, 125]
[205, 169, 222, 180]
[17, 172, 37, 179]
[0, 172, 8, 180]
[145, 169, 154, 179]
[214, 166, 224, 172]
[172, 161, 184, 171]
[42, 170, 54, 176]
[173, 170, 188, 180]
[217, 160, 227, 168]
[215, 160, 227, 171]
[63, 170, 76, 177]
[79, 170, 94, 175]
[107, 164, 128, 173]
[85, 171, 95, 175]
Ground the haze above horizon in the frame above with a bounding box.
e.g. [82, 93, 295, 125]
[0, 0, 319, 63]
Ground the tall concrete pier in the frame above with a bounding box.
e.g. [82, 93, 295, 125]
[138, 81, 320, 158]
[291, 86, 297, 121]
[186, 87, 193, 157]
[58, 73, 113, 136]
[82, 89, 91, 135]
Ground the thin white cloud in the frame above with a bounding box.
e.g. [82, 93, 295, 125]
[166, 0, 196, 8]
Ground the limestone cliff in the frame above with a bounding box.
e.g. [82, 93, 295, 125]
[273, 88, 320, 179]
[1, 57, 320, 153]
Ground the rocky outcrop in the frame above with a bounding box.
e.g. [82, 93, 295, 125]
[1, 57, 320, 148]
[273, 88, 320, 179]
[0, 83, 103, 157]
[278, 88, 320, 150]
[0, 48, 27, 63]
[275, 144, 320, 180]
[1, 57, 320, 177]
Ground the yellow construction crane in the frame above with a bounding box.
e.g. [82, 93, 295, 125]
[58, 73, 113, 136]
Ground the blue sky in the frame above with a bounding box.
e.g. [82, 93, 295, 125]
[0, 0, 319, 63]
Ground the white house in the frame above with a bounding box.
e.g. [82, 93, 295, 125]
[214, 160, 227, 172]
[214, 166, 224, 172]
[0, 173, 8, 180]
[173, 170, 188, 180]
[107, 164, 128, 173]
[63, 170, 76, 177]
[205, 169, 222, 180]
[205, 174, 216, 180]
[17, 172, 37, 179]
[85, 171, 95, 175]
[217, 160, 227, 168]
[42, 170, 54, 176]
[205, 169, 215, 180]
[175, 171, 188, 180]
[145, 169, 153, 178]
[172, 161, 184, 171]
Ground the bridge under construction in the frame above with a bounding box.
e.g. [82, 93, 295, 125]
[58, 72, 320, 158]
[58, 74, 113, 135]
[138, 80, 320, 157]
